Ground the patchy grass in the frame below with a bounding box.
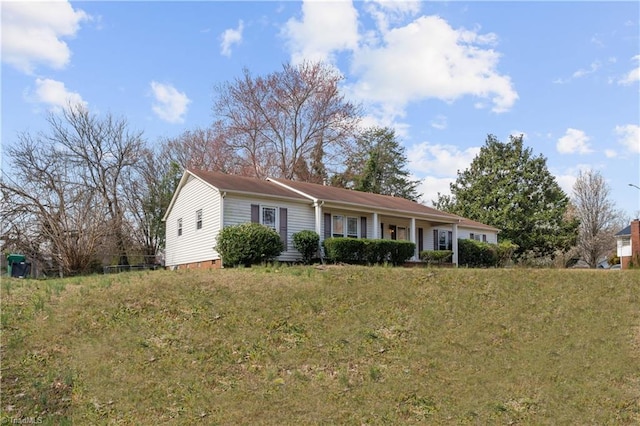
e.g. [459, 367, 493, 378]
[1, 266, 639, 424]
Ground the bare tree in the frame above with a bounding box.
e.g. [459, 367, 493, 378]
[47, 104, 146, 266]
[1, 132, 109, 276]
[572, 169, 621, 267]
[122, 147, 181, 261]
[1, 103, 145, 273]
[160, 126, 239, 172]
[212, 61, 362, 180]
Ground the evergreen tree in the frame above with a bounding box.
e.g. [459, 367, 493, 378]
[435, 134, 578, 258]
[336, 127, 421, 201]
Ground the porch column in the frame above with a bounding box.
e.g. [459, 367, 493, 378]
[314, 201, 323, 237]
[410, 217, 416, 260]
[452, 223, 459, 267]
[372, 212, 379, 239]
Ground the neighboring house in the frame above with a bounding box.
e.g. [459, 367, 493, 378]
[162, 169, 500, 269]
[615, 219, 640, 269]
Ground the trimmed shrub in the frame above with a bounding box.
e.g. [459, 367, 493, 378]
[292, 230, 320, 264]
[215, 222, 284, 267]
[420, 250, 453, 266]
[458, 238, 498, 268]
[323, 238, 415, 266]
[389, 240, 416, 266]
[323, 238, 366, 264]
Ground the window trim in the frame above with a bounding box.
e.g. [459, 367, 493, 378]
[397, 226, 407, 241]
[346, 216, 358, 238]
[261, 206, 277, 231]
[177, 218, 183, 237]
[196, 209, 203, 230]
[332, 215, 344, 237]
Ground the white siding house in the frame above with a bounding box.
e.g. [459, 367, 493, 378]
[163, 170, 501, 269]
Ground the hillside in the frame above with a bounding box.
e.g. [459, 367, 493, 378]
[1, 266, 639, 424]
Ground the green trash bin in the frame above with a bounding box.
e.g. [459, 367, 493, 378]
[7, 254, 26, 277]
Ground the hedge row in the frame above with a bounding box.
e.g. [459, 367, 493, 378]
[322, 237, 416, 266]
[457, 239, 517, 268]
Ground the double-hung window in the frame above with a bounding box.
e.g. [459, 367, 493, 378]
[332, 215, 344, 237]
[347, 217, 358, 238]
[196, 209, 203, 230]
[177, 218, 183, 236]
[397, 226, 407, 241]
[262, 207, 277, 230]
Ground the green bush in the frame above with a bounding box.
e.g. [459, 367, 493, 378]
[388, 241, 416, 266]
[215, 223, 284, 267]
[420, 250, 453, 265]
[323, 238, 366, 264]
[458, 238, 498, 268]
[495, 240, 518, 267]
[323, 238, 415, 266]
[292, 230, 320, 264]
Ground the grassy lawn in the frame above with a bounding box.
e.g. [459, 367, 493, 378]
[1, 266, 639, 424]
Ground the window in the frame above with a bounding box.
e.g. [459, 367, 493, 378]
[397, 226, 407, 241]
[347, 217, 358, 238]
[438, 230, 452, 250]
[482, 234, 487, 242]
[470, 233, 474, 240]
[621, 237, 631, 247]
[332, 215, 344, 237]
[262, 207, 276, 230]
[177, 218, 183, 236]
[196, 209, 202, 230]
[439, 230, 447, 250]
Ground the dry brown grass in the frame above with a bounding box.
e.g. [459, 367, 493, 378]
[1, 266, 639, 424]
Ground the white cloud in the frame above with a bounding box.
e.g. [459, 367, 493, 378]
[618, 55, 640, 85]
[282, 0, 359, 64]
[553, 164, 594, 196]
[430, 115, 447, 130]
[29, 78, 86, 110]
[150, 82, 191, 124]
[556, 128, 593, 155]
[571, 61, 601, 79]
[364, 0, 421, 34]
[349, 15, 517, 117]
[416, 176, 455, 206]
[615, 124, 640, 153]
[408, 142, 480, 178]
[1, 1, 90, 74]
[604, 149, 617, 158]
[220, 20, 244, 57]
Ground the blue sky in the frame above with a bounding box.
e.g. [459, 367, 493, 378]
[2, 1, 639, 218]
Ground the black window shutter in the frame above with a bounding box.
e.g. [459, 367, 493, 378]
[251, 204, 259, 223]
[279, 208, 288, 251]
[433, 229, 438, 250]
[361, 217, 367, 238]
[448, 231, 453, 250]
[418, 228, 424, 252]
[324, 213, 331, 240]
[380, 223, 384, 239]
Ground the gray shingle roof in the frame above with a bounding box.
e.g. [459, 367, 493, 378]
[615, 225, 631, 236]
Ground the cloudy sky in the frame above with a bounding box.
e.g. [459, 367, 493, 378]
[2, 1, 639, 217]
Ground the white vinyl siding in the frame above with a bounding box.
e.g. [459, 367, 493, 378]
[222, 194, 315, 262]
[165, 175, 222, 267]
[617, 237, 632, 257]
